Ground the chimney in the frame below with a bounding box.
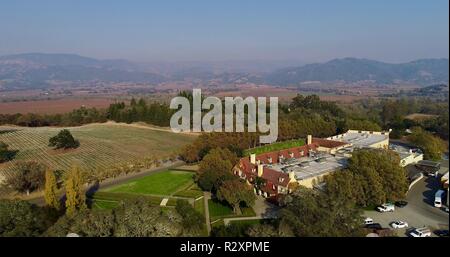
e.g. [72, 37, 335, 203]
[257, 164, 264, 177]
[307, 135, 312, 145]
[289, 172, 296, 180]
[250, 154, 256, 165]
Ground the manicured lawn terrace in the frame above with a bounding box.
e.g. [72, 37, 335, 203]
[91, 169, 203, 210]
[91, 191, 170, 208]
[103, 170, 194, 196]
[194, 197, 209, 236]
[173, 183, 203, 198]
[243, 139, 305, 156]
[92, 199, 119, 210]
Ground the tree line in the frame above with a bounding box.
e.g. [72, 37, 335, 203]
[0, 98, 174, 127]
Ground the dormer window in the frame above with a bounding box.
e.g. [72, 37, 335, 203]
[289, 152, 294, 158]
[279, 177, 285, 183]
[252, 168, 256, 173]
[268, 157, 273, 164]
[300, 150, 304, 156]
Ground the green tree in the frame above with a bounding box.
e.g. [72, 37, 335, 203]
[408, 127, 446, 161]
[65, 166, 86, 217]
[45, 198, 185, 237]
[216, 179, 256, 214]
[48, 129, 80, 149]
[0, 200, 53, 237]
[343, 119, 382, 132]
[44, 169, 60, 211]
[113, 198, 183, 237]
[197, 148, 237, 191]
[247, 224, 280, 237]
[0, 141, 17, 163]
[326, 149, 409, 207]
[43, 209, 114, 237]
[278, 187, 364, 237]
[5, 161, 46, 195]
[175, 199, 205, 236]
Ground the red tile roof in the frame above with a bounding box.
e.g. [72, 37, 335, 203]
[312, 138, 348, 148]
[237, 143, 318, 193]
[255, 144, 318, 164]
[262, 167, 290, 187]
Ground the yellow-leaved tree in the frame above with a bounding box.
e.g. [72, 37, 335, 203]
[65, 166, 86, 217]
[44, 169, 60, 211]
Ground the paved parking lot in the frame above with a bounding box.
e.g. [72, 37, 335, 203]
[364, 160, 449, 237]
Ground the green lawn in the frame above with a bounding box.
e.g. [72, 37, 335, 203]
[173, 183, 204, 198]
[92, 199, 119, 210]
[92, 191, 164, 206]
[228, 219, 264, 226]
[90, 191, 183, 209]
[208, 199, 235, 219]
[104, 170, 194, 196]
[194, 197, 205, 215]
[244, 139, 305, 156]
[208, 199, 257, 224]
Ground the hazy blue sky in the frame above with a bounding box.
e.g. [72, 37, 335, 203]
[0, 0, 448, 63]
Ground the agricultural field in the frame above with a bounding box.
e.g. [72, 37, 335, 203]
[0, 98, 114, 115]
[0, 123, 196, 181]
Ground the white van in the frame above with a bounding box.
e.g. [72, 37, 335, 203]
[434, 190, 445, 208]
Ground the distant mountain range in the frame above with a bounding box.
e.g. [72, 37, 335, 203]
[264, 58, 449, 86]
[0, 53, 448, 89]
[0, 53, 166, 89]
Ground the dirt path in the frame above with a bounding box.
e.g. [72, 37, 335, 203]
[204, 192, 212, 234]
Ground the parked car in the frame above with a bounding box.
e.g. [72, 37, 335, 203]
[364, 217, 374, 225]
[395, 201, 408, 208]
[434, 230, 449, 237]
[365, 223, 382, 230]
[377, 203, 395, 212]
[424, 170, 439, 177]
[391, 221, 408, 229]
[410, 227, 432, 237]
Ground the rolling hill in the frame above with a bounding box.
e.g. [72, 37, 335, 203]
[0, 53, 166, 89]
[1, 53, 448, 89]
[263, 58, 449, 86]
